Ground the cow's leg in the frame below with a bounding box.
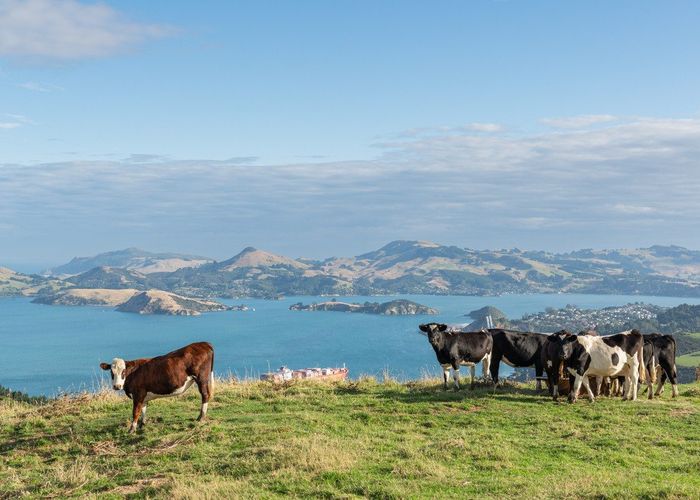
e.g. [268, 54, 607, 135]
[130, 398, 145, 433]
[441, 364, 451, 390]
[655, 370, 666, 396]
[658, 357, 678, 398]
[453, 365, 461, 390]
[569, 374, 583, 403]
[581, 376, 595, 402]
[489, 355, 501, 388]
[139, 404, 147, 427]
[469, 364, 476, 389]
[481, 353, 491, 382]
[595, 377, 603, 398]
[626, 370, 640, 401]
[195, 376, 212, 421]
[646, 364, 655, 400]
[534, 361, 543, 392]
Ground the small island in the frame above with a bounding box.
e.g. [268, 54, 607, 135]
[33, 288, 240, 316]
[289, 299, 438, 315]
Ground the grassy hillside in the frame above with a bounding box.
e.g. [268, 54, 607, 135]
[2, 379, 699, 498]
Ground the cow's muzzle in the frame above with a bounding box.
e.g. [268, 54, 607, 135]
[113, 384, 123, 390]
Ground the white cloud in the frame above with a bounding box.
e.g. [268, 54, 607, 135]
[0, 112, 32, 129]
[611, 204, 657, 215]
[2, 115, 700, 257]
[0, 0, 173, 60]
[17, 81, 62, 92]
[540, 114, 618, 129]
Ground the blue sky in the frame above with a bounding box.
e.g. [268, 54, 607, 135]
[1, 0, 700, 269]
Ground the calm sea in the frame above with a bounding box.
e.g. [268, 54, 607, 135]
[2, 293, 700, 396]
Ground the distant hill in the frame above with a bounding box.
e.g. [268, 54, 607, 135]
[66, 266, 152, 290]
[32, 288, 139, 307]
[0, 267, 67, 297]
[44, 248, 213, 277]
[8, 241, 700, 298]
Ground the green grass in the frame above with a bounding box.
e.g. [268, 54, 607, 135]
[2, 379, 700, 499]
[677, 350, 700, 367]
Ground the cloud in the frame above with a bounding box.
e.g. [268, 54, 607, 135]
[540, 114, 618, 129]
[0, 112, 32, 129]
[2, 115, 700, 259]
[17, 81, 62, 92]
[611, 204, 658, 215]
[0, 0, 173, 60]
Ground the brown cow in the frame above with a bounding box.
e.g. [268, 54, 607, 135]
[100, 342, 214, 432]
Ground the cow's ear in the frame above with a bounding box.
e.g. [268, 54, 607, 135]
[547, 333, 559, 342]
[438, 324, 448, 332]
[100, 362, 111, 371]
[418, 324, 428, 333]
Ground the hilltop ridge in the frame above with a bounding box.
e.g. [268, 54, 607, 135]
[7, 241, 700, 298]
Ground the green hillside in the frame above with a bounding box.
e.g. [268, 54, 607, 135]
[2, 379, 699, 498]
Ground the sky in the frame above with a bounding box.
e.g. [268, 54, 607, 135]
[1, 0, 700, 270]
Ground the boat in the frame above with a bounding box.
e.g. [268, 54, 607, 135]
[260, 365, 348, 382]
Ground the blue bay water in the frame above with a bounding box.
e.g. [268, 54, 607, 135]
[2, 293, 700, 396]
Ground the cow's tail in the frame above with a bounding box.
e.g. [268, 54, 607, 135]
[210, 347, 215, 397]
[649, 354, 658, 384]
[637, 347, 646, 383]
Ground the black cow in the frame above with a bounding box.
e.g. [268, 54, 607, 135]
[642, 333, 678, 399]
[541, 330, 572, 400]
[420, 323, 492, 389]
[489, 329, 548, 390]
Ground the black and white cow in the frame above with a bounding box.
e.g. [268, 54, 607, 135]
[420, 323, 492, 389]
[488, 329, 548, 390]
[642, 333, 678, 399]
[556, 330, 646, 403]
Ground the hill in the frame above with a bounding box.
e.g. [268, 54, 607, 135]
[1, 379, 699, 498]
[0, 267, 67, 297]
[10, 241, 700, 298]
[32, 288, 140, 307]
[66, 266, 153, 290]
[115, 290, 230, 316]
[45, 248, 213, 277]
[162, 241, 700, 298]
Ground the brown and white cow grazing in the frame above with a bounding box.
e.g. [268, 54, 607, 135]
[556, 330, 645, 403]
[100, 342, 214, 432]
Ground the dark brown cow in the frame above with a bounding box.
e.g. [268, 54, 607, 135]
[100, 342, 214, 432]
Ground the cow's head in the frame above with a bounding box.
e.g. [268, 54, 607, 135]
[556, 335, 579, 362]
[419, 323, 448, 343]
[100, 358, 127, 390]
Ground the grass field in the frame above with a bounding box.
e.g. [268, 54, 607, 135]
[2, 378, 699, 499]
[677, 351, 700, 367]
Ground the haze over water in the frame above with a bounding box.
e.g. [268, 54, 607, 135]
[3, 293, 700, 396]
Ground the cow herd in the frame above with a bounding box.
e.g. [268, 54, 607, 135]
[98, 326, 679, 433]
[420, 323, 679, 403]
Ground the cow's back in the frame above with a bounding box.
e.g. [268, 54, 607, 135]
[125, 342, 213, 397]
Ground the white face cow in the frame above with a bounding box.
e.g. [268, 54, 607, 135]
[100, 358, 127, 390]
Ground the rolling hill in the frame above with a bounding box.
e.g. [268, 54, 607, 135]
[10, 241, 700, 298]
[44, 248, 213, 277]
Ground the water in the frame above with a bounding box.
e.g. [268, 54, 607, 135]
[2, 293, 700, 396]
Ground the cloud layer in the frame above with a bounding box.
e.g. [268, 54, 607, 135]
[0, 0, 171, 60]
[2, 115, 700, 261]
